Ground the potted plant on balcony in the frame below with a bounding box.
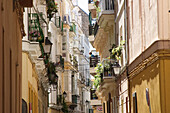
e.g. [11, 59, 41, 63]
[103, 60, 110, 76]
[110, 40, 125, 60]
[47, 0, 58, 21]
[29, 30, 40, 41]
[93, 63, 103, 89]
[93, 0, 101, 19]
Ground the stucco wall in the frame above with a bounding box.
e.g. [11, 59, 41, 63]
[128, 0, 159, 64]
[22, 52, 38, 113]
[160, 59, 170, 113]
[0, 0, 22, 113]
[130, 60, 161, 113]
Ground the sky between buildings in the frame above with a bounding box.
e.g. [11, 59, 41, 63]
[78, 0, 89, 14]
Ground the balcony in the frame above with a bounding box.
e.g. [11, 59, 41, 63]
[73, 40, 81, 53]
[69, 95, 78, 110]
[72, 95, 78, 104]
[98, 0, 114, 18]
[89, 25, 94, 36]
[86, 78, 91, 87]
[90, 55, 100, 75]
[94, 22, 99, 37]
[70, 23, 76, 33]
[52, 15, 61, 28]
[90, 56, 100, 67]
[77, 74, 86, 87]
[28, 13, 44, 42]
[98, 0, 114, 28]
[101, 59, 116, 79]
[95, 59, 116, 99]
[69, 22, 76, 38]
[57, 95, 63, 105]
[90, 89, 98, 100]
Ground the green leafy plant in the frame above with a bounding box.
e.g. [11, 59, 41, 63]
[104, 60, 110, 70]
[47, 0, 58, 20]
[95, 63, 103, 74]
[94, 1, 99, 7]
[111, 40, 125, 60]
[93, 0, 101, 19]
[93, 63, 103, 89]
[93, 74, 102, 89]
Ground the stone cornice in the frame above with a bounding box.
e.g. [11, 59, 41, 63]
[128, 40, 170, 74]
[129, 53, 159, 79]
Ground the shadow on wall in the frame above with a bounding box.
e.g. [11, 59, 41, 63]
[130, 60, 161, 113]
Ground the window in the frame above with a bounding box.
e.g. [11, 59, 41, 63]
[133, 92, 138, 113]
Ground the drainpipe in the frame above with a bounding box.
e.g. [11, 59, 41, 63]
[124, 0, 131, 112]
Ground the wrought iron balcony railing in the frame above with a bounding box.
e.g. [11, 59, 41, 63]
[86, 78, 91, 87]
[99, 0, 114, 11]
[94, 22, 99, 37]
[53, 15, 61, 28]
[90, 89, 98, 100]
[28, 13, 44, 42]
[72, 95, 78, 104]
[89, 25, 94, 36]
[90, 55, 100, 67]
[101, 59, 116, 79]
[57, 95, 63, 105]
[98, 0, 114, 18]
[70, 22, 76, 34]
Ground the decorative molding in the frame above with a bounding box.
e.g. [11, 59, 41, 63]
[129, 53, 159, 79]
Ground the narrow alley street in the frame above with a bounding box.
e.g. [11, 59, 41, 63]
[0, 0, 170, 113]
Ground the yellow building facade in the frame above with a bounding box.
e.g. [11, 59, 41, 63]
[129, 43, 170, 113]
[22, 52, 38, 113]
[127, 0, 170, 112]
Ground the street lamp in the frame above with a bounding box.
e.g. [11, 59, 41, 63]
[63, 91, 67, 98]
[112, 61, 121, 75]
[44, 37, 52, 54]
